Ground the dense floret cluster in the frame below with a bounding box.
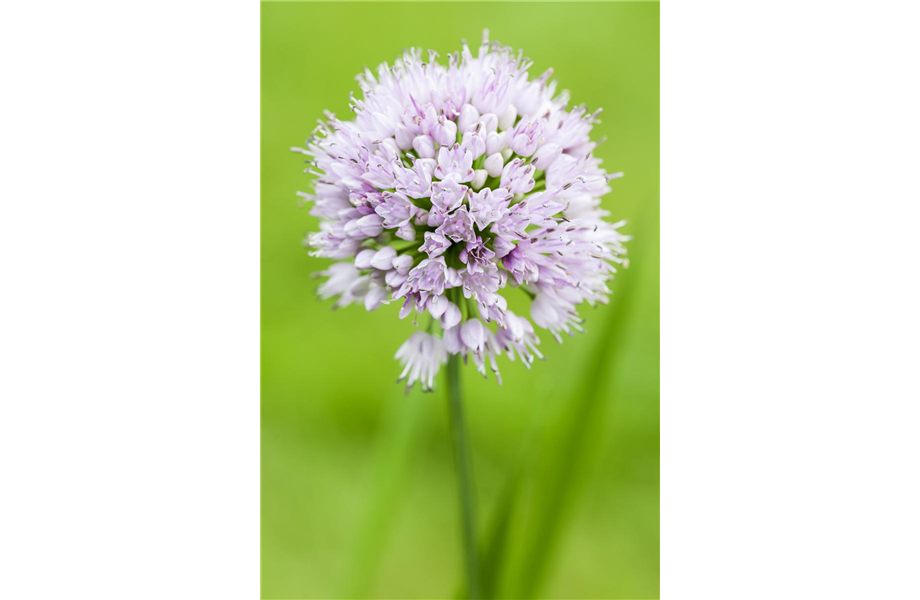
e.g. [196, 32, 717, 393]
[295, 31, 628, 391]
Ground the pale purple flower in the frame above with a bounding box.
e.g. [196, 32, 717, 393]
[530, 142, 562, 171]
[397, 159, 435, 199]
[395, 332, 448, 392]
[509, 116, 545, 157]
[316, 263, 368, 310]
[495, 311, 544, 368]
[397, 256, 458, 299]
[434, 144, 475, 182]
[444, 319, 504, 382]
[296, 31, 629, 391]
[459, 238, 496, 273]
[429, 179, 468, 225]
[375, 192, 418, 232]
[420, 231, 451, 258]
[463, 132, 488, 162]
[427, 295, 462, 329]
[500, 158, 536, 194]
[468, 187, 511, 229]
[437, 207, 476, 242]
[530, 291, 587, 343]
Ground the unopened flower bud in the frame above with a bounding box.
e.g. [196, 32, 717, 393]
[394, 124, 413, 151]
[354, 249, 376, 269]
[391, 254, 414, 275]
[460, 319, 486, 352]
[369, 246, 396, 270]
[471, 169, 488, 190]
[412, 134, 436, 159]
[498, 104, 517, 130]
[484, 153, 504, 177]
[433, 118, 458, 146]
[355, 214, 384, 238]
[485, 131, 504, 156]
[458, 104, 480, 133]
[441, 302, 461, 329]
[364, 286, 388, 311]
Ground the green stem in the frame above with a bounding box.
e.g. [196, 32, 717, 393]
[446, 354, 481, 599]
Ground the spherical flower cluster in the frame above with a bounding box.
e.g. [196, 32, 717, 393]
[295, 31, 629, 392]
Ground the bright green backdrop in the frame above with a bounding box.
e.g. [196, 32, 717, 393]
[261, 2, 659, 598]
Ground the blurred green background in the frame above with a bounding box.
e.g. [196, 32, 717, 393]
[261, 2, 659, 598]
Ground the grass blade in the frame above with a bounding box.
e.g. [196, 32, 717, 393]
[455, 468, 523, 599]
[479, 470, 521, 598]
[507, 210, 649, 598]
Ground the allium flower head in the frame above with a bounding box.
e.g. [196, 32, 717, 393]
[295, 31, 629, 392]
